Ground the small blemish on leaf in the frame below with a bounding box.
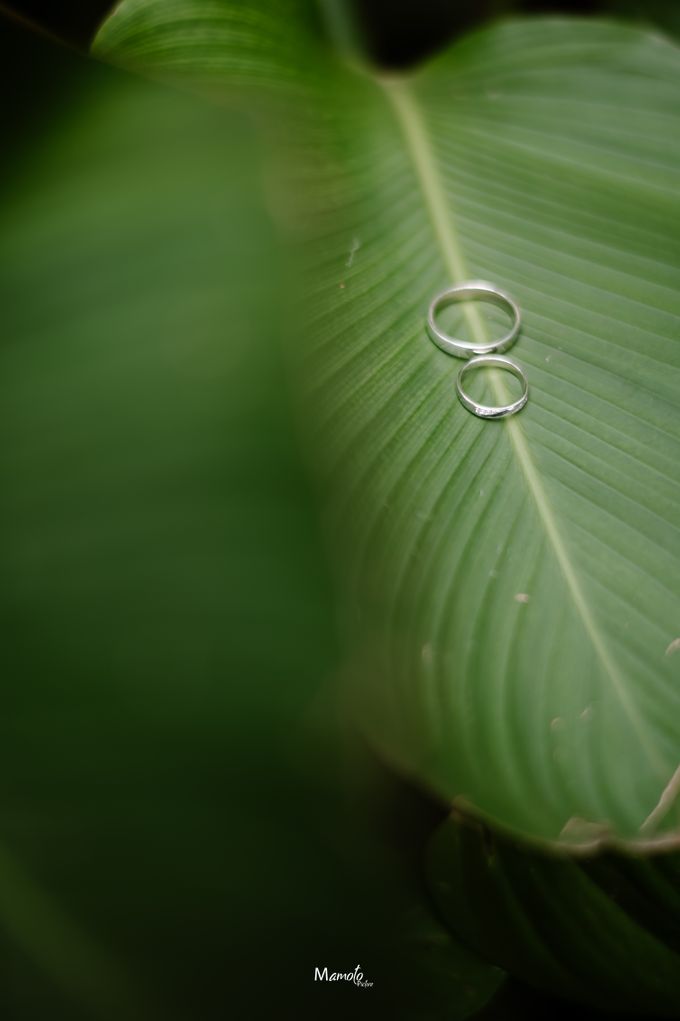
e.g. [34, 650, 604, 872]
[550, 716, 563, 732]
[665, 637, 680, 656]
[514, 593, 530, 604]
[345, 236, 361, 268]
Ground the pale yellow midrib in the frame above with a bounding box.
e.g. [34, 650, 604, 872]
[380, 77, 665, 777]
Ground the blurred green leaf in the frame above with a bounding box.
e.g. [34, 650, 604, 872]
[94, 2, 680, 851]
[428, 815, 680, 1015]
[0, 33, 337, 1019]
[0, 15, 509, 1020]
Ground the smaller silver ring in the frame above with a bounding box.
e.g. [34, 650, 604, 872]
[427, 280, 520, 359]
[456, 355, 529, 419]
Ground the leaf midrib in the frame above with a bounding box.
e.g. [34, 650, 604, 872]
[378, 75, 668, 787]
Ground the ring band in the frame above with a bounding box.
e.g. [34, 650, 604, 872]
[427, 280, 520, 359]
[456, 355, 529, 419]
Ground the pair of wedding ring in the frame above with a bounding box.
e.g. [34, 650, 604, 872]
[426, 281, 528, 419]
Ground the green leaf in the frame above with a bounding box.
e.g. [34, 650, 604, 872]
[0, 36, 331, 1017]
[427, 814, 680, 1015]
[93, 3, 680, 850]
[1, 18, 507, 1019]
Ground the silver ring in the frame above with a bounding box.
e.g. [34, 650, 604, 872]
[456, 355, 529, 419]
[427, 280, 520, 359]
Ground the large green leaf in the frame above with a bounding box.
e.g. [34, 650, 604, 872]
[0, 30, 329, 1019]
[93, 3, 680, 850]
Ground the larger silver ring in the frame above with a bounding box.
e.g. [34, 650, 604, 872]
[427, 280, 520, 359]
[456, 355, 529, 419]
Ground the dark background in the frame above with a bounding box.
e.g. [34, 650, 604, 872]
[1, 0, 678, 62]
